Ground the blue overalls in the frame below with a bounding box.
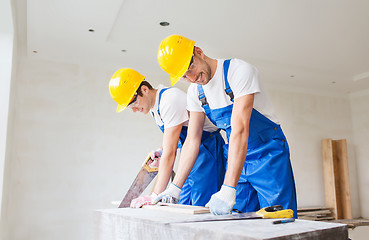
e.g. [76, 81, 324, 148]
[197, 60, 297, 217]
[155, 88, 226, 206]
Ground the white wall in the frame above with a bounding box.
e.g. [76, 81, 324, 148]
[0, 0, 14, 233]
[267, 88, 360, 217]
[2, 59, 162, 240]
[349, 89, 369, 219]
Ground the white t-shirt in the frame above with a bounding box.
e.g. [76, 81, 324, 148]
[187, 59, 280, 124]
[151, 85, 218, 132]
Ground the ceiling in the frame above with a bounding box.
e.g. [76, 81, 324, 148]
[15, 0, 369, 94]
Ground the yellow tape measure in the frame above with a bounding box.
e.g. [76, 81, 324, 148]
[256, 205, 294, 219]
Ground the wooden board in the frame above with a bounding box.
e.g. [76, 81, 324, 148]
[322, 139, 338, 219]
[298, 209, 332, 217]
[143, 203, 210, 214]
[297, 206, 331, 212]
[297, 206, 333, 221]
[334, 139, 352, 219]
[321, 138, 352, 220]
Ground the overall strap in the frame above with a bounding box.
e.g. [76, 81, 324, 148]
[223, 59, 234, 102]
[151, 88, 170, 126]
[197, 59, 233, 122]
[197, 84, 212, 117]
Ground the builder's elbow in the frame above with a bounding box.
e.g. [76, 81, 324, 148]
[231, 124, 249, 140]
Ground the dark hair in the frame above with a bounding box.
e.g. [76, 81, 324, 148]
[136, 81, 153, 96]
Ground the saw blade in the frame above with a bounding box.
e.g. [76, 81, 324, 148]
[119, 168, 158, 208]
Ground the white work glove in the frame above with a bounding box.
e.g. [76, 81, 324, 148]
[130, 192, 158, 208]
[150, 148, 162, 159]
[152, 183, 181, 204]
[148, 148, 162, 168]
[205, 185, 236, 215]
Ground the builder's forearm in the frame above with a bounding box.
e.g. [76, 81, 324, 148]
[223, 94, 254, 188]
[155, 124, 183, 193]
[223, 127, 249, 188]
[153, 150, 176, 194]
[172, 140, 201, 188]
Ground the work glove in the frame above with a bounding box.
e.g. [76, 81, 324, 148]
[148, 148, 162, 168]
[152, 183, 181, 204]
[205, 185, 236, 215]
[130, 192, 158, 208]
[150, 148, 162, 160]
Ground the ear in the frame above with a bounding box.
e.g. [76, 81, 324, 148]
[140, 85, 149, 94]
[194, 46, 205, 59]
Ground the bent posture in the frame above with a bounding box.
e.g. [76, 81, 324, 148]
[155, 35, 297, 217]
[108, 68, 226, 207]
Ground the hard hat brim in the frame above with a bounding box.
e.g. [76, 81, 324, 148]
[116, 104, 127, 112]
[170, 75, 182, 86]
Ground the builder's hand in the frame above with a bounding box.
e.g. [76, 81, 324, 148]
[152, 183, 181, 204]
[148, 148, 162, 168]
[150, 148, 162, 160]
[205, 185, 236, 215]
[130, 192, 158, 208]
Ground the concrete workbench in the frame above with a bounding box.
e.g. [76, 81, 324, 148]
[94, 208, 348, 240]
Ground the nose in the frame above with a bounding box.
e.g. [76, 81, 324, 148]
[184, 72, 197, 83]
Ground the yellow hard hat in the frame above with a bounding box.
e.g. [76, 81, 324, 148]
[109, 68, 145, 112]
[157, 35, 195, 86]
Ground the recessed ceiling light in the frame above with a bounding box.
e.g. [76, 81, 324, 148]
[121, 50, 127, 52]
[33, 50, 38, 53]
[159, 21, 170, 26]
[88, 28, 95, 32]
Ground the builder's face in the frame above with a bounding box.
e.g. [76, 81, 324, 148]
[127, 87, 151, 114]
[181, 50, 212, 85]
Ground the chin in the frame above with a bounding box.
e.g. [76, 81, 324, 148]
[201, 79, 210, 85]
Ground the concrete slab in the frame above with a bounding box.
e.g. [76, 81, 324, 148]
[94, 208, 348, 240]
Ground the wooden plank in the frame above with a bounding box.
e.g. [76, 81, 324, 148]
[335, 139, 352, 219]
[322, 138, 338, 219]
[321, 139, 352, 220]
[297, 206, 331, 212]
[298, 209, 332, 216]
[143, 203, 210, 214]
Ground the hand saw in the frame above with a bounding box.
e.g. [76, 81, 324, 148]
[118, 154, 159, 208]
[167, 205, 294, 223]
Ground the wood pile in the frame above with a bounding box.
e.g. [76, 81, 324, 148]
[298, 206, 369, 229]
[297, 206, 334, 221]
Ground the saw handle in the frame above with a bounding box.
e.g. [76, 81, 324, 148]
[142, 154, 159, 173]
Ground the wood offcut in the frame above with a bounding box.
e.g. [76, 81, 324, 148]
[142, 202, 210, 214]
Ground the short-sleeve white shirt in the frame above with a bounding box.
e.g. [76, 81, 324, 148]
[187, 59, 280, 124]
[151, 85, 218, 132]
